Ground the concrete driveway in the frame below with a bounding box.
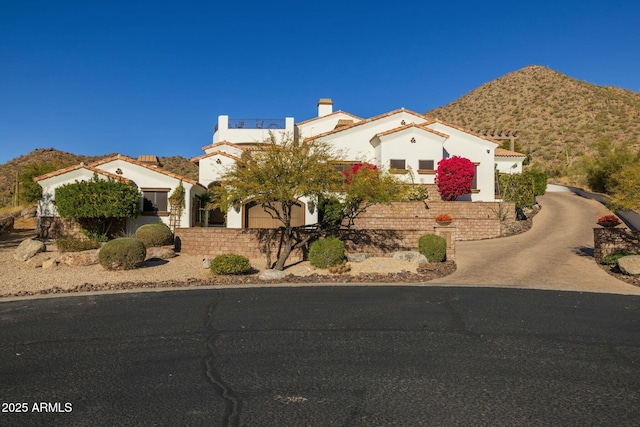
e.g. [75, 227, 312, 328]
[437, 189, 640, 295]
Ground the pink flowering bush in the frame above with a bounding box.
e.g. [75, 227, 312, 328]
[435, 156, 475, 201]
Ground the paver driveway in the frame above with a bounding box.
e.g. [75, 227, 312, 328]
[437, 189, 640, 295]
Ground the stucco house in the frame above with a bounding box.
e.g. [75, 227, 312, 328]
[192, 98, 526, 228]
[35, 154, 207, 237]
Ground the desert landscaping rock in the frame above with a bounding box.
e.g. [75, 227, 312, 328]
[13, 238, 45, 261]
[42, 258, 59, 269]
[617, 256, 640, 276]
[203, 258, 213, 269]
[0, 216, 14, 234]
[346, 252, 371, 262]
[392, 251, 428, 263]
[25, 252, 52, 268]
[60, 249, 100, 266]
[258, 269, 287, 281]
[145, 246, 176, 260]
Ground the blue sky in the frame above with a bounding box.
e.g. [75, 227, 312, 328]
[1, 0, 639, 165]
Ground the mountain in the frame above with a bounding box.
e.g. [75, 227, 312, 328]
[0, 148, 199, 209]
[426, 65, 640, 175]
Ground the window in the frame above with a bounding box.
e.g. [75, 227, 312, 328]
[471, 163, 479, 191]
[142, 189, 169, 213]
[418, 160, 435, 174]
[390, 159, 405, 170]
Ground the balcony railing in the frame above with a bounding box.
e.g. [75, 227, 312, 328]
[228, 118, 286, 130]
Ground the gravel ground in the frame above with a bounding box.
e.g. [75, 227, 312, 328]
[0, 228, 455, 298]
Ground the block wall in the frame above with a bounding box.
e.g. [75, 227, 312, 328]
[593, 228, 640, 263]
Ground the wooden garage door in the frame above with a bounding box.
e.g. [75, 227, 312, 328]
[245, 201, 305, 228]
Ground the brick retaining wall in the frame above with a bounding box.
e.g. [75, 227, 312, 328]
[174, 226, 457, 261]
[174, 201, 513, 262]
[351, 201, 515, 241]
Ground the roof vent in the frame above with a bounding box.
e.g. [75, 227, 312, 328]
[137, 155, 162, 167]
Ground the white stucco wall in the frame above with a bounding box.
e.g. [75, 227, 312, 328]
[428, 122, 498, 201]
[37, 168, 109, 218]
[495, 158, 525, 174]
[373, 127, 447, 184]
[316, 111, 429, 162]
[198, 153, 239, 188]
[37, 160, 206, 234]
[296, 112, 364, 140]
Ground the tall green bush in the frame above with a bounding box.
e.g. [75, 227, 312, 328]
[309, 237, 345, 268]
[498, 174, 535, 208]
[523, 171, 547, 196]
[55, 174, 141, 238]
[418, 234, 447, 262]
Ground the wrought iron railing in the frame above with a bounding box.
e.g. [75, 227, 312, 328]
[228, 118, 286, 130]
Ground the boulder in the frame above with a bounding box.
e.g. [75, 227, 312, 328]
[0, 216, 14, 234]
[20, 206, 37, 219]
[258, 269, 287, 281]
[60, 249, 100, 267]
[42, 258, 59, 269]
[392, 251, 428, 263]
[145, 246, 176, 260]
[25, 253, 53, 268]
[14, 239, 45, 261]
[346, 252, 371, 263]
[618, 255, 640, 276]
[203, 258, 213, 269]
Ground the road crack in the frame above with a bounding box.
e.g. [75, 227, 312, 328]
[204, 292, 242, 427]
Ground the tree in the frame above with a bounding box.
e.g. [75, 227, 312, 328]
[19, 163, 58, 204]
[609, 162, 640, 211]
[583, 140, 638, 194]
[214, 134, 404, 270]
[435, 156, 475, 201]
[55, 174, 141, 239]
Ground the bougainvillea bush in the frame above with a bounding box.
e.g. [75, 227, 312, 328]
[435, 156, 475, 201]
[342, 162, 378, 185]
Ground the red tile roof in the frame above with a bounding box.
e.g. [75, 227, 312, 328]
[495, 148, 527, 157]
[304, 108, 428, 142]
[372, 123, 450, 140]
[190, 151, 244, 163]
[35, 154, 204, 189]
[89, 154, 202, 187]
[296, 110, 363, 126]
[425, 118, 501, 146]
[200, 141, 246, 152]
[34, 163, 132, 183]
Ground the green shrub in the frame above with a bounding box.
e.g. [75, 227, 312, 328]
[98, 237, 146, 270]
[418, 234, 447, 262]
[499, 173, 535, 208]
[309, 237, 345, 268]
[209, 254, 252, 275]
[135, 222, 174, 247]
[524, 171, 548, 196]
[602, 249, 636, 266]
[56, 237, 101, 252]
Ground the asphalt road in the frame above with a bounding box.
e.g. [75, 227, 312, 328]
[438, 191, 640, 295]
[2, 287, 640, 426]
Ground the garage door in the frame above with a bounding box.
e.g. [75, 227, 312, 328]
[245, 201, 305, 228]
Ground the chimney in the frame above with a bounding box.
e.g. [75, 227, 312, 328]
[317, 98, 333, 117]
